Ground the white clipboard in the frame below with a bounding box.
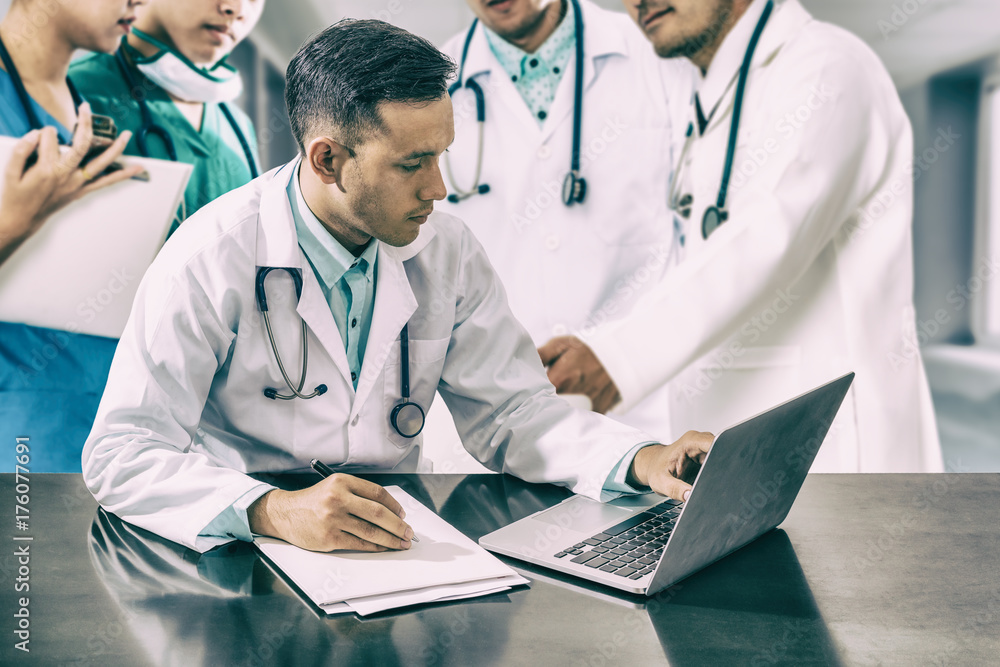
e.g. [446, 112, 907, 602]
[0, 136, 193, 338]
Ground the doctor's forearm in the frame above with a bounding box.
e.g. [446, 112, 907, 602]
[247, 490, 282, 539]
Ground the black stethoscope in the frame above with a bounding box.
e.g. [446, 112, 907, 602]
[444, 0, 587, 207]
[670, 0, 773, 240]
[113, 45, 258, 179]
[0, 34, 84, 137]
[254, 266, 425, 439]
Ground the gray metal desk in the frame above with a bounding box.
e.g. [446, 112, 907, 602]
[1, 473, 997, 665]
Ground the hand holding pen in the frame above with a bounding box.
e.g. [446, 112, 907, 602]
[311, 459, 418, 543]
[247, 462, 416, 552]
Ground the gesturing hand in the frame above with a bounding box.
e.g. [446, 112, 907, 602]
[248, 473, 415, 552]
[537, 335, 621, 414]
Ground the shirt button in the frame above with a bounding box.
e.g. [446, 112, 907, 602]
[351, 318, 358, 328]
[553, 66, 560, 74]
[511, 75, 518, 82]
[351, 415, 359, 426]
[529, 58, 539, 68]
[537, 145, 552, 159]
[538, 110, 547, 120]
[545, 234, 559, 251]
[552, 323, 568, 336]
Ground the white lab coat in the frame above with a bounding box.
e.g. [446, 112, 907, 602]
[439, 0, 696, 440]
[83, 161, 653, 552]
[582, 0, 943, 472]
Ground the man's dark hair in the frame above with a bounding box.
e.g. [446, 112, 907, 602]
[285, 19, 456, 154]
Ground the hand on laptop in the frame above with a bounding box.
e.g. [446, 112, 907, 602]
[627, 432, 714, 502]
[248, 474, 415, 552]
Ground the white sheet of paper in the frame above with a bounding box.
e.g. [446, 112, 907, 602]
[0, 136, 192, 338]
[337, 573, 529, 616]
[320, 585, 517, 617]
[256, 486, 522, 608]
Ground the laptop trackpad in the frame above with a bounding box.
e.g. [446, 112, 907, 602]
[534, 498, 633, 534]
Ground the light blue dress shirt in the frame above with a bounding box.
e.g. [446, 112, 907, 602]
[484, 0, 576, 125]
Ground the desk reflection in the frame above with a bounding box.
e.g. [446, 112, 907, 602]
[88, 476, 520, 666]
[647, 529, 842, 665]
[439, 478, 842, 666]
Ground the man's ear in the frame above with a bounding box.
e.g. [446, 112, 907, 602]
[304, 137, 354, 192]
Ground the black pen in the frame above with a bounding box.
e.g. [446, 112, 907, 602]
[309, 459, 418, 542]
[310, 458, 336, 478]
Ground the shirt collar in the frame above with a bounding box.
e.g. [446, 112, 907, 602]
[696, 0, 771, 127]
[483, 0, 577, 80]
[287, 164, 377, 292]
[458, 0, 628, 84]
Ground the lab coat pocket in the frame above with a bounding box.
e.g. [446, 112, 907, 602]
[383, 336, 450, 449]
[669, 345, 802, 438]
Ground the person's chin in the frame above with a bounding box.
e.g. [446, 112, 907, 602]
[189, 42, 230, 67]
[95, 36, 122, 54]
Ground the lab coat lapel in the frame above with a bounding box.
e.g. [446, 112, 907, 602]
[295, 270, 353, 389]
[352, 245, 419, 414]
[540, 0, 628, 144]
[697, 0, 808, 137]
[255, 160, 353, 389]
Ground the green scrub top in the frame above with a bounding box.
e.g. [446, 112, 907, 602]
[69, 51, 260, 234]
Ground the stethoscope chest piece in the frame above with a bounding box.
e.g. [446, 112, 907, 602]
[391, 401, 425, 438]
[702, 206, 728, 240]
[562, 170, 587, 206]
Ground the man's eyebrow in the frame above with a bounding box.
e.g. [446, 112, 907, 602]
[399, 150, 437, 161]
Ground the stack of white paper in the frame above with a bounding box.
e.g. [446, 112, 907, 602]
[255, 486, 529, 616]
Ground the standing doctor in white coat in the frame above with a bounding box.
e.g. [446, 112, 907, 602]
[83, 20, 712, 554]
[540, 0, 943, 473]
[436, 0, 695, 441]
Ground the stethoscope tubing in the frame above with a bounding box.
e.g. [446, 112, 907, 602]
[669, 0, 774, 240]
[254, 263, 424, 438]
[446, 0, 587, 206]
[256, 266, 327, 400]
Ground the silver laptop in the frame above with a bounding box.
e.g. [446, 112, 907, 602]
[479, 372, 855, 596]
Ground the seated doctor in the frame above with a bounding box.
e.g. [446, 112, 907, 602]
[83, 19, 713, 554]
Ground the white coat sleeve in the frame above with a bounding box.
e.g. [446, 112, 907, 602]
[82, 248, 269, 553]
[583, 46, 908, 412]
[436, 225, 655, 501]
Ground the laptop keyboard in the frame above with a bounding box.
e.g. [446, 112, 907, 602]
[553, 499, 683, 580]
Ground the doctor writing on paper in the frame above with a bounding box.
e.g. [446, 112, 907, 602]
[84, 19, 712, 555]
